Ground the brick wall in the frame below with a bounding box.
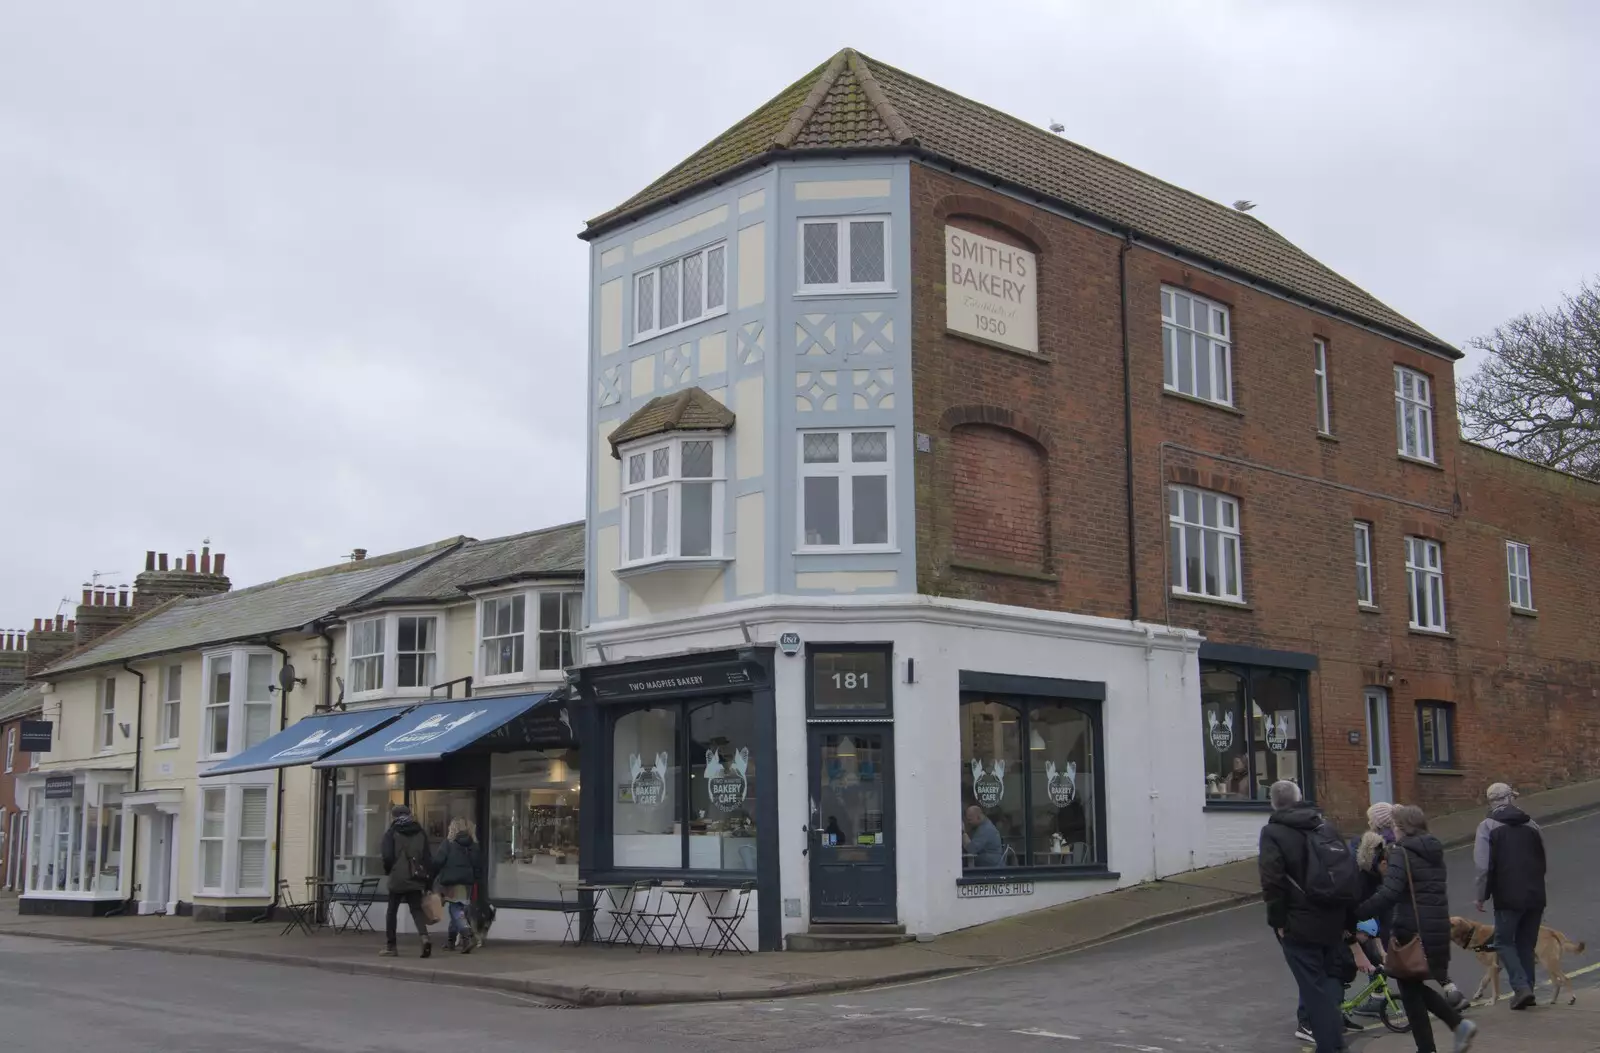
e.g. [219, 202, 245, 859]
[909, 164, 1600, 829]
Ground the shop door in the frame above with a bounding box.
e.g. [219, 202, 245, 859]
[411, 789, 479, 848]
[147, 813, 174, 911]
[808, 726, 896, 923]
[1365, 688, 1393, 806]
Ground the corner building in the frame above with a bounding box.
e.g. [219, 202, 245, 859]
[576, 48, 1600, 946]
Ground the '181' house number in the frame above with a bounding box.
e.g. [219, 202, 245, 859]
[811, 648, 891, 713]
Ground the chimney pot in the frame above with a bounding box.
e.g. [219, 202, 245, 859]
[55, 614, 64, 631]
[82, 588, 92, 606]
[352, 548, 368, 561]
[66, 619, 75, 631]
[32, 618, 42, 632]
[119, 588, 130, 607]
[185, 552, 197, 572]
[145, 551, 157, 571]
[200, 546, 211, 573]
[214, 553, 226, 575]
[158, 553, 169, 572]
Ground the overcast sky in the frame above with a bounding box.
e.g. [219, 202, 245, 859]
[2, 0, 1595, 630]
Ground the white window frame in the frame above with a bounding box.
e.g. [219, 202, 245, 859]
[476, 585, 585, 685]
[158, 664, 182, 747]
[797, 216, 893, 295]
[1506, 541, 1534, 612]
[1354, 521, 1376, 608]
[344, 610, 446, 703]
[1394, 365, 1435, 463]
[618, 434, 727, 567]
[1161, 286, 1233, 407]
[1168, 485, 1244, 602]
[796, 428, 896, 552]
[4, 727, 14, 773]
[534, 590, 584, 675]
[633, 240, 727, 341]
[200, 647, 279, 761]
[1405, 536, 1447, 632]
[194, 780, 274, 897]
[1314, 338, 1332, 435]
[479, 593, 527, 680]
[98, 677, 117, 751]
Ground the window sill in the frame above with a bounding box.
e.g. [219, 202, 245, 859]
[1162, 389, 1243, 416]
[1417, 766, 1466, 778]
[1316, 432, 1340, 443]
[1510, 607, 1538, 619]
[615, 556, 732, 579]
[1358, 604, 1382, 614]
[1397, 453, 1444, 471]
[1204, 801, 1272, 813]
[949, 558, 1055, 583]
[794, 547, 900, 557]
[1171, 591, 1252, 611]
[153, 743, 182, 752]
[630, 306, 729, 346]
[1407, 627, 1454, 639]
[795, 287, 896, 299]
[956, 867, 1119, 885]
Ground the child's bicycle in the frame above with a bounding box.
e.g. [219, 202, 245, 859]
[1343, 966, 1410, 1033]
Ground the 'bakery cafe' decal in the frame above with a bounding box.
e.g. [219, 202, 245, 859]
[704, 747, 750, 811]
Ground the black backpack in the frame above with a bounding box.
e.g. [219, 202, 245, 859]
[1297, 819, 1362, 906]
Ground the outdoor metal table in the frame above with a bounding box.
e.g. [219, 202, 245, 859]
[576, 883, 638, 945]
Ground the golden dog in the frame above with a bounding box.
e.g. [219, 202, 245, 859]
[1449, 915, 1586, 1005]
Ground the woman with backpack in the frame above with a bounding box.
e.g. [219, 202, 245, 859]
[1356, 805, 1478, 1053]
[433, 817, 484, 954]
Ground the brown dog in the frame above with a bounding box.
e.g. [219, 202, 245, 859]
[1449, 915, 1587, 1005]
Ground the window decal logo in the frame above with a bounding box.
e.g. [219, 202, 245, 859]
[704, 746, 749, 811]
[1208, 710, 1235, 751]
[629, 751, 670, 806]
[1045, 759, 1077, 807]
[970, 758, 1006, 807]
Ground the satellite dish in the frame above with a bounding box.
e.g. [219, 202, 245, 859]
[278, 662, 299, 694]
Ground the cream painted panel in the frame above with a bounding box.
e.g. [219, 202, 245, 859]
[736, 494, 765, 596]
[595, 525, 620, 619]
[598, 278, 623, 357]
[632, 205, 729, 255]
[630, 355, 655, 399]
[600, 245, 626, 268]
[444, 603, 478, 682]
[794, 571, 898, 592]
[793, 179, 892, 201]
[596, 422, 621, 513]
[737, 223, 765, 309]
[738, 189, 765, 214]
[734, 375, 764, 479]
[705, 386, 727, 405]
[698, 331, 727, 376]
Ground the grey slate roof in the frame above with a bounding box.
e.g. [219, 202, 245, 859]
[0, 682, 44, 723]
[583, 48, 1454, 357]
[345, 521, 585, 610]
[40, 540, 465, 677]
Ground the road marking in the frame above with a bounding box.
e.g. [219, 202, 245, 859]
[1012, 1026, 1083, 1040]
[914, 1014, 986, 1027]
[1111, 1045, 1166, 1053]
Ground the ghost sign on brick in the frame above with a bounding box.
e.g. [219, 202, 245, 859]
[945, 225, 1038, 355]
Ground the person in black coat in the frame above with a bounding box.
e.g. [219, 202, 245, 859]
[1356, 805, 1477, 1053]
[433, 817, 484, 954]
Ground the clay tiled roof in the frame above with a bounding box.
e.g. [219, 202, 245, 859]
[607, 387, 735, 457]
[584, 48, 1454, 357]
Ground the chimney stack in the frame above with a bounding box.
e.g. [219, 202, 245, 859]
[132, 543, 233, 614]
[25, 616, 77, 677]
[76, 580, 136, 648]
[0, 630, 25, 690]
[351, 548, 368, 561]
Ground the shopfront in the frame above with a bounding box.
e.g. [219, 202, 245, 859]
[574, 647, 780, 951]
[17, 768, 130, 915]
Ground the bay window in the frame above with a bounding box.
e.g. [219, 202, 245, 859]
[22, 776, 128, 898]
[346, 611, 444, 700]
[798, 216, 891, 293]
[478, 588, 584, 681]
[620, 435, 726, 564]
[202, 648, 277, 759]
[196, 781, 274, 896]
[635, 241, 727, 340]
[798, 429, 893, 550]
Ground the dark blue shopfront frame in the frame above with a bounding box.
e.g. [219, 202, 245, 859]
[200, 705, 414, 777]
[310, 692, 556, 768]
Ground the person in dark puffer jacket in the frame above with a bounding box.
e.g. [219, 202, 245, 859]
[1473, 781, 1548, 1010]
[1357, 805, 1477, 1053]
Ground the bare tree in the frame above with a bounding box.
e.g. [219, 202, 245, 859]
[1459, 278, 1600, 480]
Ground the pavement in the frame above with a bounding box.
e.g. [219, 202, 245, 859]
[0, 776, 1596, 1012]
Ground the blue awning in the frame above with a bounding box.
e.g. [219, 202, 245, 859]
[311, 692, 555, 768]
[200, 705, 414, 777]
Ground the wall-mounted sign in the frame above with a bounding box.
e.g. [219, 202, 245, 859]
[1348, 730, 1362, 746]
[19, 720, 53, 753]
[945, 225, 1039, 355]
[958, 880, 1035, 899]
[44, 775, 75, 800]
[589, 658, 762, 702]
[810, 648, 892, 713]
[778, 632, 802, 656]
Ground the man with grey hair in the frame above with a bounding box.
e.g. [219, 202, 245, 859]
[1474, 781, 1547, 1010]
[1259, 779, 1360, 1052]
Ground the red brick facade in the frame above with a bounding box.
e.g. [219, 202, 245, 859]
[910, 164, 1600, 828]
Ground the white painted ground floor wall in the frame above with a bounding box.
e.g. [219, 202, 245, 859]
[584, 594, 1263, 940]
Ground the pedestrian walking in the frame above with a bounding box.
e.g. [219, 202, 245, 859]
[433, 817, 484, 954]
[1259, 780, 1361, 1053]
[1473, 782, 1548, 1010]
[1349, 804, 1395, 1017]
[379, 803, 434, 958]
[1357, 805, 1477, 1053]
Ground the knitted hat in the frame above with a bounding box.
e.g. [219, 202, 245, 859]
[1366, 802, 1395, 831]
[1486, 782, 1518, 803]
[391, 803, 413, 820]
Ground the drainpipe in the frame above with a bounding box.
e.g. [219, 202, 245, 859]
[1119, 232, 1141, 622]
[314, 622, 337, 892]
[105, 662, 146, 917]
[258, 638, 293, 923]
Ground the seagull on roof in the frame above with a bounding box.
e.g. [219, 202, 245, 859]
[1232, 200, 1257, 212]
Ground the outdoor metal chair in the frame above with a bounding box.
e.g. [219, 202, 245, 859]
[558, 882, 598, 947]
[702, 882, 755, 957]
[276, 879, 316, 936]
[334, 877, 380, 934]
[634, 884, 681, 954]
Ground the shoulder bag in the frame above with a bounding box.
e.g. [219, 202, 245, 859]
[1384, 848, 1431, 981]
